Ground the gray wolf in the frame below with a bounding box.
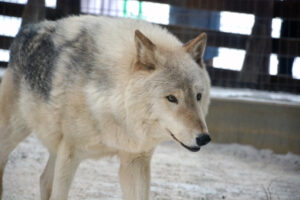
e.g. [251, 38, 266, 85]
[0, 15, 211, 200]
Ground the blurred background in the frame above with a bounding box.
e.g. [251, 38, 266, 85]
[0, 1, 300, 199]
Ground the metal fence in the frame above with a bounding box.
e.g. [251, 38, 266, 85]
[0, 0, 299, 93]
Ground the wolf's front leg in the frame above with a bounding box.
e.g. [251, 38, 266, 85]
[119, 151, 153, 200]
[49, 140, 80, 200]
[40, 153, 56, 200]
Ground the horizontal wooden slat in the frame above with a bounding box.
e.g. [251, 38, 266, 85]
[0, 36, 13, 50]
[273, 0, 300, 20]
[206, 67, 300, 93]
[0, 2, 56, 19]
[141, 0, 300, 20]
[0, 2, 24, 17]
[165, 25, 247, 49]
[0, 61, 8, 68]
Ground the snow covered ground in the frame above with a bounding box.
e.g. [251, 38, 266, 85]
[2, 135, 300, 200]
[211, 87, 300, 105]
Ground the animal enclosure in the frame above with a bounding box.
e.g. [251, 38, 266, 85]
[0, 1, 300, 200]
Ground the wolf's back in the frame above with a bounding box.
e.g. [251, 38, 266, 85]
[9, 21, 58, 99]
[8, 15, 182, 100]
[9, 17, 98, 100]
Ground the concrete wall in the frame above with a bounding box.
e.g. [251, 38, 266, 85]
[206, 98, 300, 154]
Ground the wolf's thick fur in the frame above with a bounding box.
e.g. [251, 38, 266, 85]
[0, 16, 211, 200]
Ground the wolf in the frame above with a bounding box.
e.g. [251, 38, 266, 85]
[0, 15, 211, 200]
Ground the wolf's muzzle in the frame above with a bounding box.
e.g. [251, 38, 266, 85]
[167, 129, 211, 152]
[196, 133, 211, 146]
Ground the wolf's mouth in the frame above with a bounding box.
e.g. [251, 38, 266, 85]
[166, 129, 200, 152]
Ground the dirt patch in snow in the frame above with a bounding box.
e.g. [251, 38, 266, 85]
[2, 135, 300, 200]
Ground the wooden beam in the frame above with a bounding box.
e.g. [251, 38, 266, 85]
[207, 67, 300, 94]
[0, 61, 8, 68]
[240, 1, 273, 85]
[274, 0, 300, 20]
[0, 2, 56, 19]
[57, 0, 80, 17]
[142, 0, 300, 20]
[0, 36, 13, 50]
[0, 2, 24, 17]
[165, 25, 247, 49]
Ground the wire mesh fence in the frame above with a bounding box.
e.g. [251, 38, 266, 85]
[0, 0, 299, 93]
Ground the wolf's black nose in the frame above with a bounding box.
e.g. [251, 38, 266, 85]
[196, 133, 211, 146]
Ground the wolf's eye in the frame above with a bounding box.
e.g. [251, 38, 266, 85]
[196, 93, 202, 101]
[166, 95, 178, 104]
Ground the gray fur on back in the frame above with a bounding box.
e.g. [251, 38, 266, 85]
[10, 22, 58, 99]
[9, 20, 97, 100]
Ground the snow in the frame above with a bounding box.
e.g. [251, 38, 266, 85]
[2, 135, 300, 200]
[211, 87, 300, 105]
[0, 68, 6, 77]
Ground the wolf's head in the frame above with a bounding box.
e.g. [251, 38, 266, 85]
[125, 30, 211, 152]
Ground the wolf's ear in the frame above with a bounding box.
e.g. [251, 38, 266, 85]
[184, 33, 207, 67]
[134, 30, 156, 71]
